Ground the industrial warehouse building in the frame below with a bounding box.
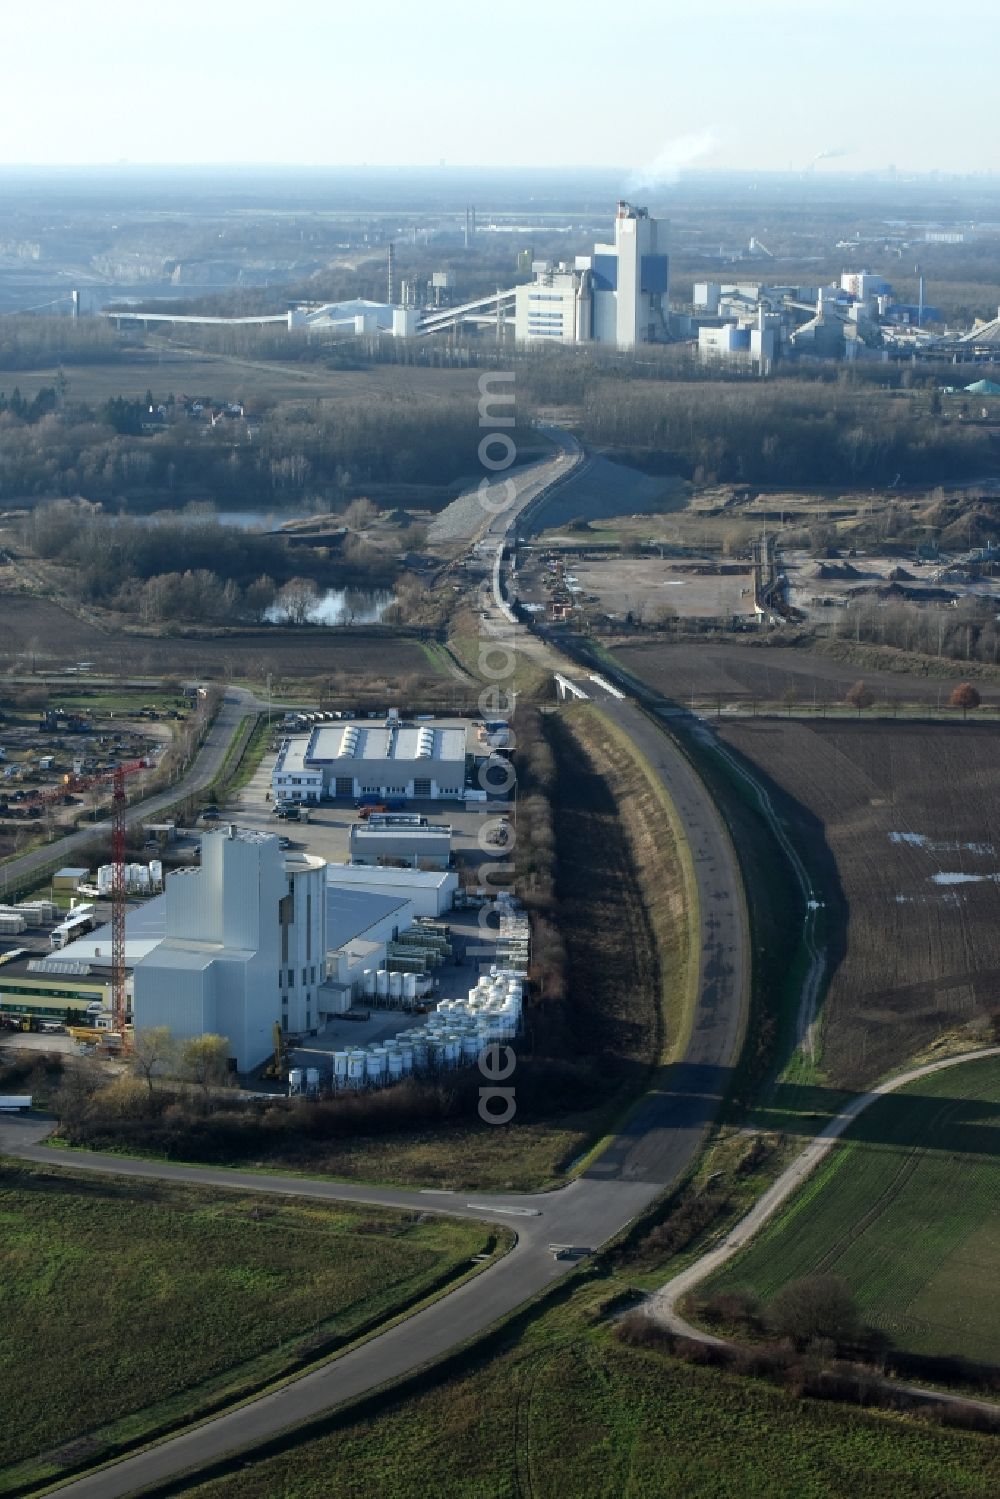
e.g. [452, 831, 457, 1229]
[349, 815, 452, 869]
[321, 864, 459, 919]
[272, 719, 469, 805]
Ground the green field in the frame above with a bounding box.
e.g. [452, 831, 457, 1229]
[705, 1056, 1000, 1364]
[187, 1297, 1000, 1499]
[0, 1165, 492, 1491]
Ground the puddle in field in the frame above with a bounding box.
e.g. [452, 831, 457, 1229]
[931, 871, 1000, 886]
[889, 832, 995, 856]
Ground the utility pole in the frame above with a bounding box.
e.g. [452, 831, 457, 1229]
[111, 767, 127, 1042]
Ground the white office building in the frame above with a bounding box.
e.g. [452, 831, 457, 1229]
[133, 827, 326, 1070]
[514, 201, 669, 350]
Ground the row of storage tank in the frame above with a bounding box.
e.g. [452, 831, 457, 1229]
[292, 971, 525, 1093]
[95, 861, 163, 895]
[361, 968, 434, 1005]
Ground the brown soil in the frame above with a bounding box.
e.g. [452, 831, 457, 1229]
[612, 638, 1000, 707]
[718, 718, 1000, 1086]
[0, 593, 436, 682]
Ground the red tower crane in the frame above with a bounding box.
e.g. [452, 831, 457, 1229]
[28, 758, 149, 1041]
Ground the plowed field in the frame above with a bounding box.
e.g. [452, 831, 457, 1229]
[718, 718, 1000, 1085]
[0, 594, 437, 682]
[612, 639, 1000, 709]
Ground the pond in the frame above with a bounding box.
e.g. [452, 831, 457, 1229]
[265, 589, 395, 626]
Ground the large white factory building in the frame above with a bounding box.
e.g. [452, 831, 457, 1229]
[132, 827, 328, 1069]
[514, 201, 669, 350]
[125, 828, 460, 1071]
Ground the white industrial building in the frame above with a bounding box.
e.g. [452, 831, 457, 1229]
[133, 827, 328, 1069]
[272, 720, 468, 805]
[325, 864, 459, 919]
[514, 201, 669, 350]
[320, 885, 416, 1012]
[698, 308, 779, 373]
[120, 830, 460, 1069]
[349, 815, 452, 869]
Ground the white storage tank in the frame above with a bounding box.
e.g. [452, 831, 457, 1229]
[288, 1067, 304, 1094]
[412, 1036, 430, 1069]
[462, 1032, 480, 1063]
[333, 1051, 350, 1079]
[376, 969, 390, 1000]
[305, 1067, 320, 1094]
[149, 859, 163, 888]
[403, 972, 417, 1003]
[397, 1042, 415, 1073]
[366, 1048, 387, 1081]
[347, 1051, 366, 1086]
[389, 971, 403, 1001]
[363, 969, 377, 999]
[387, 1050, 404, 1081]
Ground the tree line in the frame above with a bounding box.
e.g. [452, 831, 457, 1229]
[0, 389, 527, 505]
[20, 502, 396, 622]
[566, 379, 994, 488]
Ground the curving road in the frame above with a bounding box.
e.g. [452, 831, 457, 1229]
[1, 687, 749, 1496]
[0, 431, 753, 1494]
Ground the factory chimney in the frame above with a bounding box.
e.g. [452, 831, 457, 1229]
[387, 242, 396, 306]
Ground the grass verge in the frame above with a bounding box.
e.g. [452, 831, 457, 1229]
[172, 1277, 1000, 1499]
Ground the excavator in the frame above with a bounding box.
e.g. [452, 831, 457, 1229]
[263, 1020, 289, 1081]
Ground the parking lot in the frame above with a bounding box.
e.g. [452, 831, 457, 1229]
[228, 749, 511, 870]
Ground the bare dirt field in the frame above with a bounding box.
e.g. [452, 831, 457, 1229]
[718, 718, 1000, 1086]
[567, 558, 754, 621]
[0, 593, 440, 683]
[610, 639, 1000, 709]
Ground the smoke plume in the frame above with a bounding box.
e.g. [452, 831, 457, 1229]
[625, 132, 716, 193]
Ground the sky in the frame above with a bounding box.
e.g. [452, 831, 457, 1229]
[0, 0, 995, 175]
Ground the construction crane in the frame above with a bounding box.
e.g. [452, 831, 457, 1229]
[27, 759, 149, 1041]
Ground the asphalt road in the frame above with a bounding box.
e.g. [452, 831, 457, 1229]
[582, 698, 749, 1185]
[1, 685, 748, 1496]
[0, 687, 264, 892]
[0, 432, 751, 1494]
